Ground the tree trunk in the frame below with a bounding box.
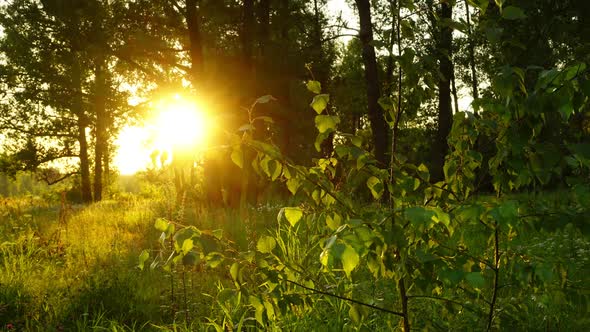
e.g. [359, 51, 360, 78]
[465, 0, 479, 111]
[432, 1, 454, 181]
[451, 67, 459, 114]
[312, 0, 333, 157]
[355, 0, 388, 167]
[93, 58, 107, 202]
[72, 53, 92, 203]
[239, 0, 256, 213]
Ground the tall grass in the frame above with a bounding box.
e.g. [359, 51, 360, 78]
[0, 192, 282, 331]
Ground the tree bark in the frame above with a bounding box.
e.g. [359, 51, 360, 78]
[312, 0, 333, 157]
[355, 0, 388, 167]
[93, 57, 107, 202]
[465, 0, 479, 111]
[451, 66, 459, 114]
[432, 1, 454, 181]
[72, 53, 92, 203]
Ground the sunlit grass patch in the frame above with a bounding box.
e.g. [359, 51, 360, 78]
[0, 196, 173, 330]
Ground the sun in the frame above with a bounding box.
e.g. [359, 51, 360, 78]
[114, 95, 211, 175]
[153, 96, 208, 153]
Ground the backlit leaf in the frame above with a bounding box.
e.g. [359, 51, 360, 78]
[286, 178, 300, 195]
[366, 176, 384, 199]
[256, 95, 275, 104]
[310, 94, 330, 114]
[138, 250, 149, 270]
[341, 245, 360, 277]
[315, 115, 339, 133]
[306, 80, 321, 94]
[231, 147, 243, 168]
[181, 238, 194, 254]
[284, 207, 303, 227]
[257, 235, 276, 253]
[154, 218, 168, 232]
[349, 305, 361, 324]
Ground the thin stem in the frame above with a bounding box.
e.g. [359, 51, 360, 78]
[182, 267, 190, 323]
[285, 279, 404, 317]
[487, 223, 500, 331]
[407, 295, 484, 316]
[399, 276, 410, 331]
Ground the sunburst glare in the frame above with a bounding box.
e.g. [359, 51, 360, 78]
[114, 95, 210, 175]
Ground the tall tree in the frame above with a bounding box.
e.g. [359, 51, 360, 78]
[354, 0, 388, 167]
[430, 0, 454, 181]
[0, 0, 95, 201]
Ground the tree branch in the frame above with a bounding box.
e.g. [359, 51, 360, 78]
[286, 279, 405, 317]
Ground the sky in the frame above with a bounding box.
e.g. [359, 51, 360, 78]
[326, 0, 358, 41]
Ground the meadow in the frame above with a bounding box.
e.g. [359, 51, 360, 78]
[1, 177, 589, 331]
[0, 187, 249, 331]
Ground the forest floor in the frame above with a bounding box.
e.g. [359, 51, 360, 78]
[0, 194, 267, 331]
[0, 192, 589, 331]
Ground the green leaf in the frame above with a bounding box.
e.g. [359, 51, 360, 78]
[405, 207, 436, 228]
[257, 235, 276, 253]
[253, 116, 274, 123]
[138, 250, 149, 270]
[315, 115, 339, 133]
[260, 155, 271, 177]
[284, 207, 303, 227]
[154, 218, 169, 232]
[230, 262, 239, 281]
[465, 272, 485, 288]
[356, 153, 368, 170]
[182, 251, 200, 265]
[326, 213, 342, 231]
[264, 300, 275, 321]
[457, 204, 484, 223]
[349, 304, 361, 324]
[212, 229, 223, 240]
[231, 146, 243, 168]
[181, 238, 194, 254]
[418, 164, 430, 182]
[250, 296, 265, 326]
[256, 95, 275, 104]
[432, 208, 450, 228]
[165, 223, 175, 237]
[217, 289, 237, 303]
[269, 160, 282, 181]
[350, 136, 362, 147]
[366, 176, 384, 200]
[173, 227, 199, 252]
[558, 100, 574, 121]
[310, 94, 330, 114]
[314, 131, 330, 152]
[205, 252, 224, 268]
[286, 178, 300, 195]
[341, 245, 360, 277]
[306, 80, 321, 94]
[502, 6, 526, 20]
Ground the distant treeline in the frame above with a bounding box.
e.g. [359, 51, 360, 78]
[0, 173, 52, 197]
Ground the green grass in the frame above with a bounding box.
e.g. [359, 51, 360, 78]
[0, 193, 282, 331]
[1, 188, 589, 331]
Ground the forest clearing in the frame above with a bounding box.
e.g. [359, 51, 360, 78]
[1, 0, 589, 330]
